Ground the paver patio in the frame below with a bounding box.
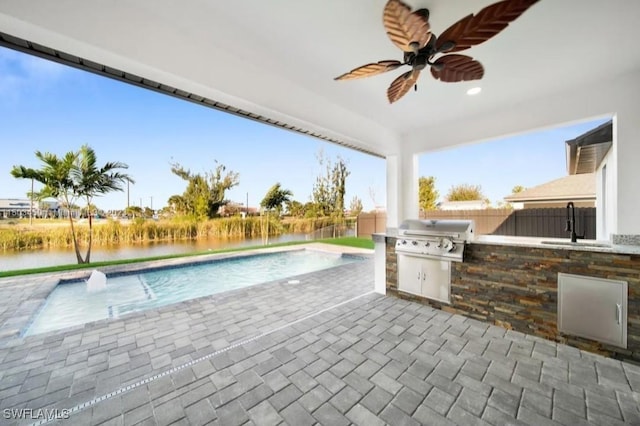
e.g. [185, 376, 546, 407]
[1, 246, 640, 425]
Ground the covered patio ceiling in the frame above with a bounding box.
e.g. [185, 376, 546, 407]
[0, 0, 639, 157]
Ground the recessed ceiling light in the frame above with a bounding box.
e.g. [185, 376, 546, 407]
[467, 87, 482, 95]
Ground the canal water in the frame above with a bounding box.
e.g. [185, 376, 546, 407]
[0, 234, 310, 272]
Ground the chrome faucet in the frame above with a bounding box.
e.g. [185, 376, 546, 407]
[566, 202, 584, 243]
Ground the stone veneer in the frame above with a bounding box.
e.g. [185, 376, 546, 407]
[385, 237, 640, 363]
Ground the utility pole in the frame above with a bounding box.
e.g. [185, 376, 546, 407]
[29, 177, 34, 226]
[246, 192, 249, 215]
[127, 180, 130, 208]
[150, 196, 153, 211]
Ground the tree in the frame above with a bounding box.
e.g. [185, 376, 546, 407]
[170, 161, 239, 219]
[311, 150, 350, 217]
[285, 200, 305, 217]
[446, 184, 485, 201]
[349, 196, 363, 216]
[80, 203, 99, 218]
[330, 157, 350, 218]
[167, 194, 187, 216]
[418, 176, 438, 211]
[368, 186, 378, 211]
[303, 202, 321, 218]
[73, 145, 132, 262]
[260, 183, 293, 216]
[311, 151, 332, 216]
[125, 205, 143, 218]
[11, 145, 132, 264]
[260, 183, 293, 244]
[512, 185, 526, 194]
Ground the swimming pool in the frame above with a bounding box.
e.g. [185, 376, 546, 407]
[26, 249, 365, 336]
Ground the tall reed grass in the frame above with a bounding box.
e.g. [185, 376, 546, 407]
[0, 216, 354, 251]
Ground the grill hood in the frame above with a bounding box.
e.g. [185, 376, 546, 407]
[399, 219, 475, 242]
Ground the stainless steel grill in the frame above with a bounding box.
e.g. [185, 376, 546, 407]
[395, 219, 475, 261]
[395, 219, 474, 304]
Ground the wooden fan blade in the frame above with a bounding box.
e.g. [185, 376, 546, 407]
[430, 55, 484, 82]
[387, 70, 420, 103]
[383, 0, 432, 52]
[335, 60, 403, 81]
[436, 0, 539, 53]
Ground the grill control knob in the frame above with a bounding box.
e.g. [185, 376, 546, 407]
[411, 241, 418, 246]
[441, 238, 455, 252]
[424, 242, 430, 247]
[401, 240, 407, 245]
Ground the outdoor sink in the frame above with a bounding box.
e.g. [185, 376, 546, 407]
[540, 240, 611, 249]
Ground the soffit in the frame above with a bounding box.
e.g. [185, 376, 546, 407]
[0, 1, 638, 156]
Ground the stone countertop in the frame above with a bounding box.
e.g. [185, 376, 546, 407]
[373, 232, 640, 255]
[471, 235, 640, 255]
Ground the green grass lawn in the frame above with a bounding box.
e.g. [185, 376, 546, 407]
[0, 237, 374, 278]
[318, 236, 374, 249]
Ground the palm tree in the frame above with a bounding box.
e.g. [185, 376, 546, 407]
[73, 145, 132, 263]
[260, 183, 293, 244]
[11, 145, 133, 264]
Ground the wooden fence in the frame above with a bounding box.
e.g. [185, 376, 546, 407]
[356, 208, 596, 239]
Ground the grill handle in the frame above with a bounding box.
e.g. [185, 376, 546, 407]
[401, 230, 461, 239]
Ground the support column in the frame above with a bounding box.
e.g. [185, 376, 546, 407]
[613, 109, 640, 244]
[373, 234, 386, 295]
[385, 152, 419, 232]
[374, 151, 419, 295]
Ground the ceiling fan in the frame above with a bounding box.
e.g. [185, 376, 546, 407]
[335, 0, 539, 103]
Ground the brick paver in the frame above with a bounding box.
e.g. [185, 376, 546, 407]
[2, 244, 640, 425]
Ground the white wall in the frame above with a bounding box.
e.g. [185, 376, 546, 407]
[374, 239, 386, 295]
[613, 109, 640, 237]
[595, 149, 615, 241]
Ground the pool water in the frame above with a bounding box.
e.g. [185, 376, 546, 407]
[26, 250, 364, 336]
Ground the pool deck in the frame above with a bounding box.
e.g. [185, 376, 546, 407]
[0, 243, 639, 425]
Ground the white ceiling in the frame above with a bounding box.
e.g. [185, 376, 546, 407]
[1, 0, 639, 157]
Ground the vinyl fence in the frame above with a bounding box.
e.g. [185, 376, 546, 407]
[355, 212, 387, 238]
[356, 208, 596, 239]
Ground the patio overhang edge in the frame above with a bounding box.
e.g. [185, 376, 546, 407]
[0, 31, 387, 159]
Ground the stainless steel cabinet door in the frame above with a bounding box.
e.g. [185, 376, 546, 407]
[397, 255, 451, 303]
[397, 255, 422, 296]
[421, 259, 451, 303]
[558, 273, 627, 348]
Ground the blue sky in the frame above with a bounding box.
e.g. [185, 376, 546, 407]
[0, 46, 608, 212]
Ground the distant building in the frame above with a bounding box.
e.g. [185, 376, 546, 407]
[0, 198, 65, 218]
[503, 173, 596, 209]
[437, 199, 488, 211]
[218, 202, 258, 217]
[0, 198, 38, 218]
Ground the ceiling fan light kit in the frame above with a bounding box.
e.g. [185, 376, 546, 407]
[335, 0, 540, 103]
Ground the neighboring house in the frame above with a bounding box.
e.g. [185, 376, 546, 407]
[437, 199, 488, 211]
[503, 120, 612, 239]
[503, 173, 596, 209]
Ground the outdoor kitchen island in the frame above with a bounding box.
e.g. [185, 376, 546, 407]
[375, 232, 640, 363]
